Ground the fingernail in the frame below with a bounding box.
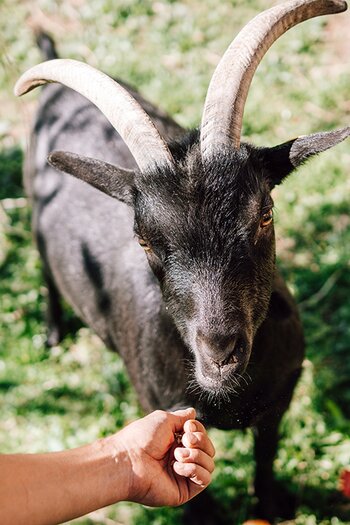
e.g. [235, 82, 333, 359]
[188, 432, 197, 445]
[179, 448, 190, 458]
[188, 421, 196, 432]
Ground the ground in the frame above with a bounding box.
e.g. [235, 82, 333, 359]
[0, 1, 349, 524]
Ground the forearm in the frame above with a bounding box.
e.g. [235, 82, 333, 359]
[0, 437, 130, 525]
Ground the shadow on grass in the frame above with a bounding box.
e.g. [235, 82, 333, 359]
[0, 378, 19, 391]
[0, 146, 23, 199]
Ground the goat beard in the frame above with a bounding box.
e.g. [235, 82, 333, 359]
[185, 360, 252, 407]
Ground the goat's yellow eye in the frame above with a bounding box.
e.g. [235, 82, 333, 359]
[260, 210, 273, 228]
[139, 239, 151, 251]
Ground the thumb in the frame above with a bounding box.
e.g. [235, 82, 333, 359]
[169, 407, 196, 432]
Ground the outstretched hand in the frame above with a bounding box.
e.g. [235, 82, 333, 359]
[0, 408, 215, 525]
[115, 407, 215, 507]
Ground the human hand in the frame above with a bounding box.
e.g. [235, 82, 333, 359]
[114, 407, 215, 507]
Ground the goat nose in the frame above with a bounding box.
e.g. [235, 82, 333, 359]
[196, 330, 243, 367]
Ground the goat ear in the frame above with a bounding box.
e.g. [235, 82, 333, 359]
[48, 151, 135, 206]
[261, 126, 350, 187]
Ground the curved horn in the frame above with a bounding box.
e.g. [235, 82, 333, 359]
[200, 0, 348, 158]
[14, 59, 175, 172]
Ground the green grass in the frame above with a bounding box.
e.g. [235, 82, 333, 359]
[0, 1, 350, 524]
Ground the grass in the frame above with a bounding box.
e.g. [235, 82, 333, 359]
[0, 1, 350, 524]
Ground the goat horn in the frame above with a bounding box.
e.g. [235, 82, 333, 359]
[200, 0, 348, 158]
[14, 59, 175, 172]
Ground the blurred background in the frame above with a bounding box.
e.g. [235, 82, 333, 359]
[0, 1, 349, 524]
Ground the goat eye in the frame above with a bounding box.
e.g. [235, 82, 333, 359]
[260, 209, 273, 228]
[138, 238, 152, 251]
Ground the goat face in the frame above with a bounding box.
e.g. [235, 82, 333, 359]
[45, 123, 349, 397]
[133, 143, 276, 394]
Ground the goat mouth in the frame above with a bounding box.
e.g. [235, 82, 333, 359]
[192, 360, 250, 401]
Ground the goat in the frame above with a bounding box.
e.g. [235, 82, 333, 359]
[15, 0, 349, 522]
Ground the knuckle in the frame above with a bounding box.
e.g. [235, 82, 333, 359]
[154, 409, 167, 420]
[192, 431, 202, 442]
[208, 459, 215, 473]
[187, 463, 197, 477]
[189, 447, 200, 462]
[209, 442, 216, 457]
[195, 421, 205, 433]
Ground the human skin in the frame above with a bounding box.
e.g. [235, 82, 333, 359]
[0, 407, 215, 525]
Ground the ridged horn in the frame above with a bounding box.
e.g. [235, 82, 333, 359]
[200, 0, 348, 158]
[14, 58, 175, 172]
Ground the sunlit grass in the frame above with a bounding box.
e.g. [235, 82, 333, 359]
[0, 1, 349, 524]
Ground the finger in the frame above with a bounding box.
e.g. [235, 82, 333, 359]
[173, 461, 211, 488]
[168, 407, 196, 432]
[182, 431, 215, 457]
[183, 419, 206, 434]
[174, 447, 215, 474]
[171, 407, 196, 419]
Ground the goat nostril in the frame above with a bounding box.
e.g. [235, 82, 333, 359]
[217, 337, 245, 367]
[222, 351, 238, 367]
[196, 330, 247, 367]
[211, 351, 238, 370]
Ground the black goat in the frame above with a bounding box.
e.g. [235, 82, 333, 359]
[16, 0, 349, 522]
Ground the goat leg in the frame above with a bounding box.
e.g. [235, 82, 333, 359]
[253, 368, 302, 521]
[44, 269, 64, 347]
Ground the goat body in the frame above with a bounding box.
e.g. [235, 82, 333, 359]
[28, 81, 304, 425]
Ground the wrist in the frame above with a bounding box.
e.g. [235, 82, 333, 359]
[91, 433, 133, 505]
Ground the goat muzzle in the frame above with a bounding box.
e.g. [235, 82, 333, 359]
[195, 330, 250, 385]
